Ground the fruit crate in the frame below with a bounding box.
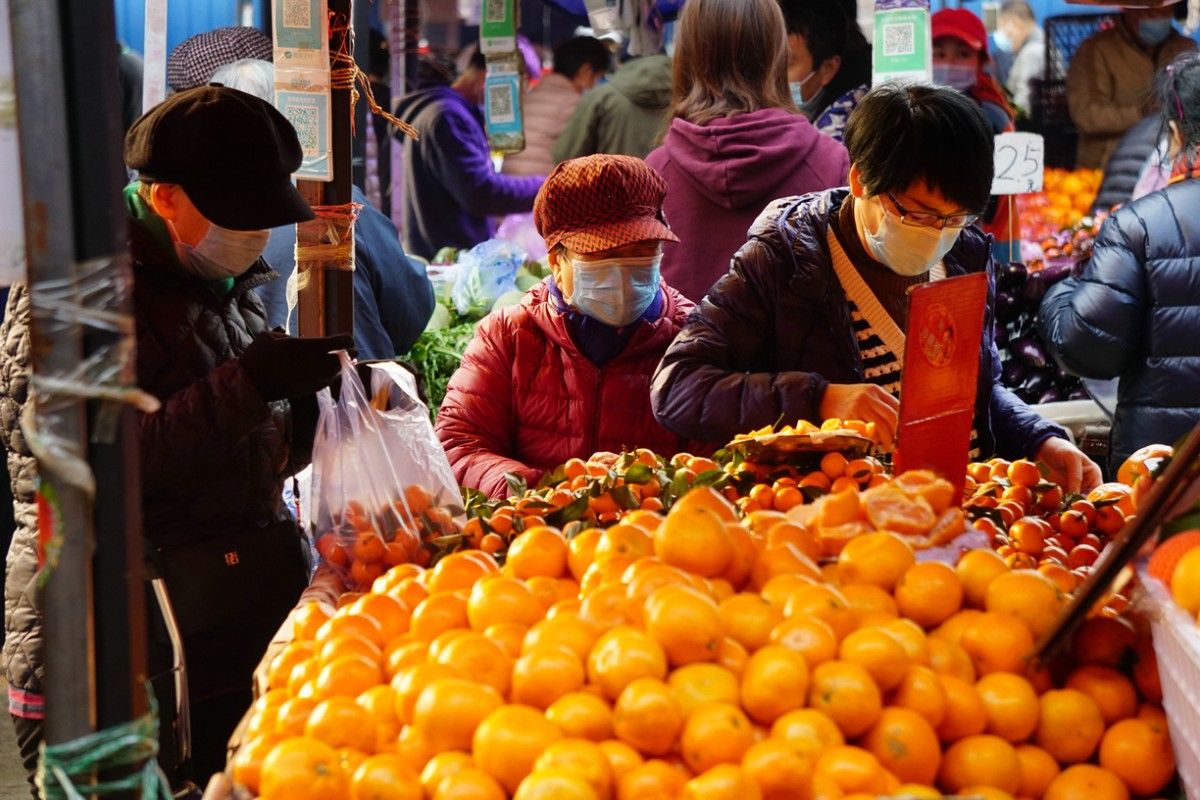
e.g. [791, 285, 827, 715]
[1136, 567, 1200, 800]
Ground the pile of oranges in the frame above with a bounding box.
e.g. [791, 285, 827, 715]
[234, 469, 1176, 800]
[1018, 169, 1104, 239]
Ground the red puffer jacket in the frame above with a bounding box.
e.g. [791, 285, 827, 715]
[436, 281, 694, 498]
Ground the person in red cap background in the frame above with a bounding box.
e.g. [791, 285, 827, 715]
[931, 8, 1021, 262]
[435, 155, 695, 499]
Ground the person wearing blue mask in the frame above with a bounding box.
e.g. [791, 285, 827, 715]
[652, 85, 1102, 493]
[779, 0, 871, 143]
[436, 155, 697, 499]
[1067, 3, 1195, 169]
[994, 0, 1045, 113]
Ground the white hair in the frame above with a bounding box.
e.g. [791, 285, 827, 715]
[210, 58, 274, 103]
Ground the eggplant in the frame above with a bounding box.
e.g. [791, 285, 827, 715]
[1001, 359, 1029, 387]
[1037, 387, 1065, 405]
[994, 324, 1011, 348]
[1041, 261, 1073, 287]
[996, 261, 1028, 293]
[1012, 335, 1049, 369]
[1021, 369, 1054, 398]
[995, 290, 1021, 324]
[1022, 270, 1048, 307]
[1068, 386, 1090, 401]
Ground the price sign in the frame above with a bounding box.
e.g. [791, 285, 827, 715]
[992, 132, 1045, 196]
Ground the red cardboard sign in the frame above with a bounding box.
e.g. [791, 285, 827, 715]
[894, 272, 989, 498]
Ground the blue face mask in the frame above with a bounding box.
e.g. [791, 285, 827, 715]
[569, 255, 661, 327]
[1138, 17, 1174, 47]
[790, 72, 818, 111]
[993, 29, 1014, 54]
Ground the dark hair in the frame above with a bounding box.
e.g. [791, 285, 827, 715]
[844, 84, 995, 211]
[1160, 51, 1200, 172]
[670, 0, 794, 125]
[999, 0, 1035, 23]
[553, 36, 611, 80]
[777, 0, 848, 67]
[468, 48, 487, 72]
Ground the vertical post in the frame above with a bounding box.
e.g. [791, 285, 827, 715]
[351, 0, 370, 192]
[297, 0, 355, 338]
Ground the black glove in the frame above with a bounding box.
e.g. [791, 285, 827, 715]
[240, 331, 355, 402]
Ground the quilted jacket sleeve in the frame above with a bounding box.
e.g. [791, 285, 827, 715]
[651, 240, 830, 444]
[435, 314, 541, 499]
[1039, 206, 1147, 380]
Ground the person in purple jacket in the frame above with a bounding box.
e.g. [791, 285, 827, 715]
[646, 0, 849, 304]
[395, 50, 545, 259]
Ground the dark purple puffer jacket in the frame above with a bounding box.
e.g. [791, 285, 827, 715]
[650, 189, 1066, 458]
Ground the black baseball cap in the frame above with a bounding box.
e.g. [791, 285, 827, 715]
[124, 85, 314, 230]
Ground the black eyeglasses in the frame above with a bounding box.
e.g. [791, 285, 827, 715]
[885, 192, 980, 230]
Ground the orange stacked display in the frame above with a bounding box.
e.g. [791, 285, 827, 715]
[235, 471, 1175, 800]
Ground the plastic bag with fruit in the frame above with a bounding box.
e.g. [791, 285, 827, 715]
[308, 352, 464, 590]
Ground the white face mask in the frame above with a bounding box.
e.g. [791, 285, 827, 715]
[855, 195, 961, 277]
[173, 222, 269, 279]
[933, 63, 977, 92]
[569, 254, 662, 327]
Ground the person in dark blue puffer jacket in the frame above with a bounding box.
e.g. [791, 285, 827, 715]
[1041, 52, 1200, 471]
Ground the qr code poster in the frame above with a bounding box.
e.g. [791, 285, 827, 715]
[484, 72, 522, 135]
[872, 7, 931, 85]
[479, 0, 516, 54]
[485, 0, 507, 22]
[272, 0, 328, 70]
[277, 89, 332, 181]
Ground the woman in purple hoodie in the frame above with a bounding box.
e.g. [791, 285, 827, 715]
[646, 0, 850, 303]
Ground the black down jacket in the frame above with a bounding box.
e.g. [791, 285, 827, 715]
[1092, 116, 1161, 214]
[651, 190, 1066, 458]
[1040, 178, 1200, 470]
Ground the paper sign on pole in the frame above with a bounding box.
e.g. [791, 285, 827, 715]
[991, 132, 1046, 196]
[480, 0, 517, 55]
[142, 0, 168, 112]
[484, 55, 525, 153]
[272, 0, 333, 181]
[0, 0, 23, 287]
[872, 0, 932, 86]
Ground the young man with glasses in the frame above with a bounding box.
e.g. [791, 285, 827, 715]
[651, 84, 1101, 493]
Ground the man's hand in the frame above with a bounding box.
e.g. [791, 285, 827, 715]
[819, 383, 900, 450]
[1037, 436, 1104, 493]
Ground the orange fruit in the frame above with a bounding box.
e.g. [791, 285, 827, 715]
[392, 662, 460, 725]
[512, 643, 587, 709]
[432, 768, 506, 800]
[1171, 546, 1200, 613]
[612, 678, 685, 757]
[1036, 689, 1105, 764]
[595, 524, 654, 562]
[862, 486, 937, 535]
[715, 637, 749, 677]
[814, 745, 889, 794]
[420, 751, 475, 796]
[749, 543, 822, 591]
[350, 593, 412, 644]
[764, 521, 822, 562]
[955, 548, 1009, 609]
[351, 753, 421, 800]
[655, 504, 734, 578]
[293, 603, 333, 642]
[269, 642, 318, 690]
[807, 660, 882, 738]
[644, 584, 724, 666]
[668, 663, 741, 718]
[770, 616, 839, 668]
[681, 764, 762, 800]
[513, 768, 598, 800]
[1015, 744, 1061, 800]
[1146, 529, 1200, 584]
[1065, 665, 1137, 725]
[1087, 482, 1136, 518]
[413, 678, 504, 753]
[426, 551, 499, 595]
[568, 529, 602, 582]
[473, 704, 564, 793]
[840, 583, 899, 625]
[935, 675, 988, 743]
[580, 583, 634, 628]
[547, 692, 614, 742]
[673, 484, 739, 523]
[782, 584, 856, 641]
[231, 734, 280, 794]
[838, 627, 908, 691]
[524, 613, 600, 661]
[598, 739, 643, 783]
[863, 707, 941, 785]
[892, 470, 955, 512]
[259, 737, 348, 800]
[960, 612, 1035, 676]
[890, 665, 948, 728]
[880, 618, 932, 667]
[722, 525, 759, 589]
[770, 707, 844, 756]
[410, 592, 470, 642]
[356, 685, 401, 746]
[434, 632, 513, 696]
[588, 626, 668, 701]
[315, 654, 384, 700]
[739, 644, 810, 725]
[617, 759, 688, 799]
[468, 576, 543, 631]
[1044, 764, 1130, 800]
[741, 738, 812, 800]
[985, 570, 1064, 638]
[928, 637, 976, 683]
[506, 526, 569, 580]
[938, 734, 1022, 794]
[894, 562, 963, 628]
[275, 697, 318, 738]
[483, 622, 528, 660]
[975, 672, 1039, 743]
[719, 593, 781, 652]
[1098, 717, 1175, 796]
[304, 695, 374, 753]
[932, 609, 985, 646]
[319, 614, 385, 648]
[680, 702, 756, 773]
[384, 640, 428, 679]
[836, 532, 915, 591]
[533, 739, 614, 800]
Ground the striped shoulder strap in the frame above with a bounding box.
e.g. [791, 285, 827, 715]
[825, 228, 907, 368]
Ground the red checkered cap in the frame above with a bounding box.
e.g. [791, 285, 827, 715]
[534, 155, 680, 254]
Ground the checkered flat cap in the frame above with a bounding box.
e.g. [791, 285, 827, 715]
[168, 26, 273, 91]
[534, 155, 679, 254]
